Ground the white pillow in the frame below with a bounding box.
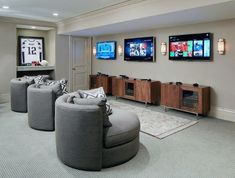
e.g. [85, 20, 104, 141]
[78, 87, 106, 98]
[78, 87, 112, 115]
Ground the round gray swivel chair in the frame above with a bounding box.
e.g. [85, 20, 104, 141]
[55, 94, 140, 171]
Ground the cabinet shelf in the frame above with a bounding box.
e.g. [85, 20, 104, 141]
[161, 83, 210, 116]
[16, 66, 55, 72]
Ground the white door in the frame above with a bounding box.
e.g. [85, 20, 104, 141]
[70, 37, 91, 91]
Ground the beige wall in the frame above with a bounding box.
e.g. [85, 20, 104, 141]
[55, 35, 70, 90]
[92, 19, 235, 120]
[0, 21, 17, 94]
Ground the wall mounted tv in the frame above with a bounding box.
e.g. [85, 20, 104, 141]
[124, 37, 155, 62]
[169, 33, 212, 61]
[96, 41, 116, 60]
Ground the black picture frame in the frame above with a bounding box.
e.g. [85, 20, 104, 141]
[18, 36, 45, 66]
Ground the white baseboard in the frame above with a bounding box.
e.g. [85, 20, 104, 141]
[209, 107, 235, 122]
[0, 93, 10, 103]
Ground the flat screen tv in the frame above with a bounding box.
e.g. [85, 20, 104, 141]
[124, 37, 155, 62]
[96, 41, 116, 60]
[169, 33, 212, 60]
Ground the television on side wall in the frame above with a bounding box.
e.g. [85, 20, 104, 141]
[124, 37, 155, 62]
[169, 33, 212, 61]
[96, 41, 116, 60]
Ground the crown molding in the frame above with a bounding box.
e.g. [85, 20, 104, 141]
[0, 16, 56, 27]
[57, 0, 146, 26]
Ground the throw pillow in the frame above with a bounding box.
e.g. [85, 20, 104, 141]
[78, 87, 106, 98]
[106, 102, 113, 116]
[66, 92, 81, 103]
[45, 79, 68, 94]
[21, 76, 35, 85]
[78, 87, 112, 115]
[73, 97, 112, 127]
[34, 75, 49, 87]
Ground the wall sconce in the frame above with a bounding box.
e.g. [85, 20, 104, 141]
[92, 46, 96, 56]
[161, 42, 167, 55]
[118, 45, 123, 56]
[217, 38, 225, 55]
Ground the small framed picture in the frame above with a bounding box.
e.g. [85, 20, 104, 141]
[18, 36, 45, 65]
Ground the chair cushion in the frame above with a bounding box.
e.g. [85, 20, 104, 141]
[39, 83, 63, 97]
[104, 108, 140, 148]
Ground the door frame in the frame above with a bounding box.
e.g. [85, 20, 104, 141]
[69, 36, 92, 92]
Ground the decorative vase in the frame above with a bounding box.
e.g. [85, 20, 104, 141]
[40, 60, 48, 66]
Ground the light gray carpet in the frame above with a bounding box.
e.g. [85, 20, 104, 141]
[109, 100, 198, 139]
[0, 95, 235, 178]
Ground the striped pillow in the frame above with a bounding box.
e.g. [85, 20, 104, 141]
[78, 87, 112, 115]
[45, 79, 68, 94]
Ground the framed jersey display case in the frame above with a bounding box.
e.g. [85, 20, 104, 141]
[18, 36, 45, 65]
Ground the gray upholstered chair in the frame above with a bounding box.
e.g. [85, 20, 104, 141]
[27, 84, 57, 131]
[10, 78, 31, 112]
[55, 94, 140, 171]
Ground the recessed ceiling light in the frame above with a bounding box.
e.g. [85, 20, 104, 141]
[2, 5, 9, 9]
[53, 13, 59, 17]
[31, 26, 36, 29]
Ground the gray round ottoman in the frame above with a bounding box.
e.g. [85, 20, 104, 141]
[27, 84, 57, 131]
[55, 94, 140, 171]
[10, 78, 30, 112]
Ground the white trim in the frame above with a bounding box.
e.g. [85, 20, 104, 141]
[68, 36, 72, 92]
[209, 107, 235, 122]
[0, 93, 10, 103]
[0, 16, 56, 27]
[56, 0, 144, 25]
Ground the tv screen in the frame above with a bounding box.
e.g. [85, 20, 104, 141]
[96, 41, 116, 60]
[124, 37, 155, 62]
[169, 33, 212, 60]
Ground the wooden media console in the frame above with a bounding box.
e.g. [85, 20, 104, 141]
[112, 77, 161, 105]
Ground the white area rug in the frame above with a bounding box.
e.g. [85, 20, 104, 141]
[109, 100, 198, 139]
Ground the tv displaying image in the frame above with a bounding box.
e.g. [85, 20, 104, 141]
[169, 33, 212, 60]
[124, 37, 155, 62]
[96, 41, 116, 60]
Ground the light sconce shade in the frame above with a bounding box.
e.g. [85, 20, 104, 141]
[161, 42, 167, 55]
[118, 45, 123, 56]
[217, 38, 225, 55]
[92, 46, 96, 56]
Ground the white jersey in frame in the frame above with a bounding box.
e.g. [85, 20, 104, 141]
[19, 37, 44, 64]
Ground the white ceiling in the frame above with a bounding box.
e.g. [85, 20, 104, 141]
[0, 0, 128, 22]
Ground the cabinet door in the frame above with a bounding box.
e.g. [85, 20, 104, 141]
[166, 85, 180, 108]
[161, 84, 167, 105]
[112, 78, 123, 97]
[99, 76, 108, 93]
[89, 75, 97, 89]
[135, 80, 151, 103]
